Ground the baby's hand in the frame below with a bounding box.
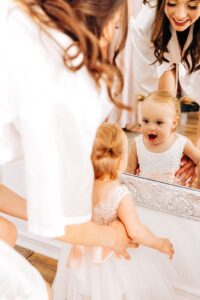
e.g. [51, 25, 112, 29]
[159, 238, 174, 259]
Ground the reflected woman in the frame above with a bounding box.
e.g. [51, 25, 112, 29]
[129, 0, 200, 185]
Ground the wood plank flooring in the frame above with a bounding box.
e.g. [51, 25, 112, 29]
[27, 252, 57, 285]
[15, 245, 57, 285]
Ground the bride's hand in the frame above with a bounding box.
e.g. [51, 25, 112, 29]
[110, 220, 139, 260]
[175, 155, 197, 186]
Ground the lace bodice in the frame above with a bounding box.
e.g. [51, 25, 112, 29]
[135, 134, 187, 184]
[93, 185, 130, 225]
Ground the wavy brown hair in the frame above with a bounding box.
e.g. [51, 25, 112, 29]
[16, 0, 129, 108]
[143, 0, 200, 73]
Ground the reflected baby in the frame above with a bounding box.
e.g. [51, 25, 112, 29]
[127, 91, 200, 188]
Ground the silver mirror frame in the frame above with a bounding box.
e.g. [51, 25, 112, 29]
[120, 173, 200, 222]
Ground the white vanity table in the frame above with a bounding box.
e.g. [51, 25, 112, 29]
[1, 161, 200, 300]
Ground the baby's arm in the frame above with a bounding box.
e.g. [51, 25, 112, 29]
[118, 194, 174, 258]
[126, 140, 138, 174]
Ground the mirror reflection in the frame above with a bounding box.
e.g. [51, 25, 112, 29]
[110, 0, 200, 190]
[126, 91, 200, 190]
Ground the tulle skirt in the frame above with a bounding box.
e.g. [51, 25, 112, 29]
[66, 246, 177, 300]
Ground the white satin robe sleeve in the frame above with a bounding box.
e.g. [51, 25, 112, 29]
[0, 240, 48, 300]
[129, 5, 175, 95]
[0, 0, 112, 238]
[0, 64, 94, 237]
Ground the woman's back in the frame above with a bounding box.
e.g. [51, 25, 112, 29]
[0, 0, 112, 237]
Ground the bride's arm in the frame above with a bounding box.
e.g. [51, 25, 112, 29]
[158, 68, 176, 96]
[0, 184, 27, 220]
[0, 184, 134, 258]
[60, 220, 134, 259]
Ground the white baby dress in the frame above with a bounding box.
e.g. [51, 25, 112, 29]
[135, 134, 187, 184]
[65, 185, 177, 300]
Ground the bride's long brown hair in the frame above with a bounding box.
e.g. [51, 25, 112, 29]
[143, 0, 200, 73]
[16, 0, 129, 108]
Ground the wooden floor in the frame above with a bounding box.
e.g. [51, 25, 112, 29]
[15, 245, 57, 285]
[16, 112, 199, 286]
[27, 252, 57, 285]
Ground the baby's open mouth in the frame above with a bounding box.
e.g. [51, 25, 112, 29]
[148, 134, 157, 141]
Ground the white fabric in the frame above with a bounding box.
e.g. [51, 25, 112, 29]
[0, 0, 112, 237]
[108, 0, 143, 127]
[135, 133, 187, 183]
[65, 184, 177, 300]
[136, 206, 200, 295]
[130, 4, 200, 103]
[0, 240, 48, 300]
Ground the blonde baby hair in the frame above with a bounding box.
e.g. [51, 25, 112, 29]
[91, 122, 126, 180]
[138, 90, 193, 120]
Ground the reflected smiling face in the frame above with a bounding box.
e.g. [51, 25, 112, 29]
[141, 99, 178, 146]
[165, 0, 200, 32]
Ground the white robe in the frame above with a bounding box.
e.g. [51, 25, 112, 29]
[0, 240, 48, 300]
[0, 0, 112, 238]
[130, 4, 200, 104]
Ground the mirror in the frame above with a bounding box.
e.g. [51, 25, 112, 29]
[112, 1, 200, 191]
[120, 173, 200, 221]
[125, 111, 200, 191]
